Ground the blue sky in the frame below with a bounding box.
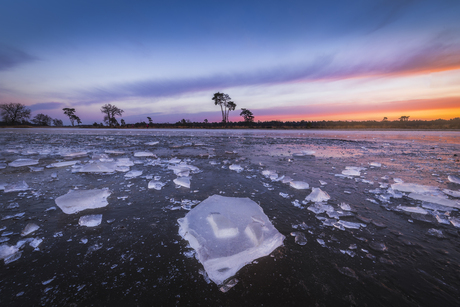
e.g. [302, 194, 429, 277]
[1, 0, 460, 124]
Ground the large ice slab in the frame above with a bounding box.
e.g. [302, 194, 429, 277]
[178, 195, 284, 286]
[305, 188, 330, 203]
[408, 193, 460, 209]
[55, 189, 111, 214]
[9, 158, 39, 167]
[4, 181, 29, 193]
[391, 183, 438, 194]
[448, 175, 460, 184]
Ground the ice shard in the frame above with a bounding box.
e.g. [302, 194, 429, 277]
[178, 195, 284, 286]
[391, 183, 438, 194]
[289, 181, 310, 189]
[448, 175, 460, 184]
[79, 214, 103, 227]
[174, 177, 191, 188]
[55, 189, 111, 214]
[9, 159, 39, 167]
[305, 188, 330, 203]
[21, 223, 40, 236]
[4, 181, 29, 193]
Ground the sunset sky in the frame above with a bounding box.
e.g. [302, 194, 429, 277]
[1, 0, 460, 124]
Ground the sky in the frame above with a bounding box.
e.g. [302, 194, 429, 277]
[1, 0, 460, 125]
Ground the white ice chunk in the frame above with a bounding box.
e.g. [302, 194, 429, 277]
[48, 161, 79, 168]
[21, 223, 39, 236]
[9, 158, 39, 167]
[30, 238, 43, 248]
[169, 158, 181, 164]
[4, 181, 29, 193]
[319, 180, 327, 186]
[281, 176, 293, 184]
[289, 181, 309, 189]
[370, 162, 381, 167]
[145, 141, 159, 145]
[449, 217, 460, 228]
[174, 177, 191, 188]
[148, 180, 166, 190]
[63, 151, 87, 157]
[261, 170, 277, 178]
[105, 150, 125, 154]
[336, 220, 364, 229]
[134, 151, 155, 157]
[229, 164, 244, 173]
[116, 158, 134, 167]
[443, 189, 460, 198]
[396, 205, 429, 214]
[55, 189, 111, 214]
[339, 203, 352, 211]
[79, 214, 102, 227]
[168, 165, 190, 177]
[0, 244, 20, 262]
[124, 170, 143, 178]
[408, 193, 460, 209]
[448, 175, 460, 184]
[305, 188, 330, 203]
[178, 195, 284, 286]
[391, 183, 438, 194]
[342, 169, 361, 176]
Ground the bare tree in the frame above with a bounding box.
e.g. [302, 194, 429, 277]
[32, 113, 52, 126]
[212, 92, 236, 123]
[63, 108, 81, 126]
[0, 103, 31, 124]
[101, 104, 124, 127]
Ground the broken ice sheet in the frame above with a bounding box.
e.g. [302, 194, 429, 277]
[305, 188, 330, 203]
[9, 158, 39, 167]
[134, 151, 156, 157]
[174, 177, 191, 188]
[124, 170, 143, 178]
[229, 164, 244, 173]
[4, 181, 29, 193]
[289, 181, 309, 189]
[448, 175, 460, 184]
[342, 166, 364, 176]
[21, 223, 40, 236]
[48, 161, 79, 168]
[178, 195, 284, 286]
[55, 189, 111, 214]
[408, 193, 460, 209]
[391, 183, 438, 194]
[148, 180, 166, 190]
[79, 214, 102, 227]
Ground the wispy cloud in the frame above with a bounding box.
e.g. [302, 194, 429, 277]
[75, 37, 460, 105]
[0, 45, 38, 71]
[29, 102, 65, 111]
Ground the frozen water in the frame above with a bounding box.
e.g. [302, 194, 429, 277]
[391, 183, 438, 194]
[229, 164, 244, 173]
[396, 205, 428, 214]
[55, 189, 111, 214]
[124, 170, 143, 178]
[291, 232, 307, 245]
[178, 195, 284, 285]
[443, 189, 460, 198]
[307, 204, 334, 214]
[21, 223, 40, 236]
[48, 161, 79, 168]
[74, 162, 118, 173]
[174, 177, 191, 188]
[116, 158, 134, 167]
[342, 169, 360, 176]
[9, 159, 39, 167]
[319, 180, 327, 186]
[4, 181, 29, 193]
[148, 180, 166, 190]
[336, 220, 365, 229]
[289, 181, 309, 189]
[0, 244, 19, 262]
[448, 175, 460, 184]
[305, 188, 330, 203]
[79, 214, 103, 227]
[145, 141, 159, 145]
[63, 151, 87, 157]
[408, 193, 460, 209]
[134, 151, 156, 157]
[339, 203, 352, 211]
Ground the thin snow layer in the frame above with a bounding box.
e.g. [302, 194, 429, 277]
[178, 195, 285, 286]
[448, 175, 460, 184]
[290, 181, 309, 190]
[9, 159, 39, 167]
[391, 183, 438, 194]
[55, 189, 111, 214]
[79, 214, 103, 227]
[306, 188, 330, 203]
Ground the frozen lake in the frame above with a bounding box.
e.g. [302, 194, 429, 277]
[1, 128, 460, 305]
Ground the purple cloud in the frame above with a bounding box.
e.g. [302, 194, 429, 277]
[29, 102, 65, 111]
[0, 46, 38, 71]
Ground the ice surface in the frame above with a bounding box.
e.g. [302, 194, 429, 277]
[55, 189, 111, 214]
[134, 151, 155, 157]
[124, 170, 143, 178]
[391, 183, 438, 194]
[178, 195, 284, 285]
[408, 193, 460, 209]
[9, 159, 39, 167]
[4, 181, 29, 193]
[48, 161, 79, 168]
[448, 175, 460, 184]
[21, 223, 40, 236]
[74, 162, 118, 173]
[291, 232, 307, 245]
[0, 244, 19, 262]
[174, 177, 191, 188]
[229, 164, 244, 172]
[305, 188, 330, 203]
[289, 181, 309, 189]
[442, 189, 460, 198]
[148, 180, 166, 190]
[79, 214, 103, 227]
[396, 205, 428, 214]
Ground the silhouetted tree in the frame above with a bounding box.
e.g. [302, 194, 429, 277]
[53, 118, 63, 126]
[147, 117, 153, 125]
[212, 92, 236, 123]
[121, 119, 126, 126]
[0, 103, 31, 124]
[382, 117, 388, 122]
[101, 104, 124, 127]
[203, 119, 208, 124]
[240, 108, 254, 124]
[32, 113, 52, 126]
[62, 108, 81, 126]
[399, 116, 410, 121]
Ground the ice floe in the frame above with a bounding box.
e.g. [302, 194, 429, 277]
[305, 188, 330, 203]
[55, 189, 111, 214]
[9, 159, 39, 167]
[148, 180, 166, 190]
[408, 193, 460, 209]
[289, 181, 309, 189]
[79, 214, 103, 227]
[174, 177, 191, 188]
[134, 151, 156, 157]
[48, 161, 79, 168]
[391, 183, 438, 194]
[21, 223, 40, 236]
[229, 164, 244, 173]
[178, 195, 284, 286]
[4, 181, 29, 193]
[124, 170, 143, 178]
